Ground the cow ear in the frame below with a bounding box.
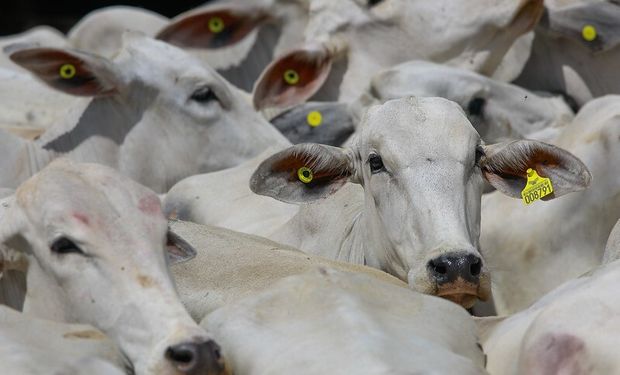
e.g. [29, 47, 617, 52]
[156, 5, 270, 50]
[0, 197, 32, 275]
[250, 144, 356, 204]
[9, 47, 119, 97]
[480, 140, 591, 199]
[253, 45, 333, 111]
[270, 102, 356, 146]
[166, 229, 197, 265]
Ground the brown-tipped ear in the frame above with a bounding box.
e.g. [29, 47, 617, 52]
[250, 143, 355, 204]
[9, 47, 119, 97]
[508, 0, 544, 36]
[166, 228, 196, 265]
[253, 45, 333, 111]
[480, 140, 591, 200]
[156, 5, 270, 49]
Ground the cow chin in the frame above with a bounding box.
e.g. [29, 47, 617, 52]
[436, 276, 492, 309]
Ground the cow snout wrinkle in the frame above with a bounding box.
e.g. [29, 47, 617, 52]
[428, 253, 482, 285]
[166, 340, 224, 375]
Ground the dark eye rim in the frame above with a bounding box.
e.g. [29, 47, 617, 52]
[189, 86, 219, 104]
[475, 145, 485, 166]
[368, 0, 385, 7]
[367, 153, 386, 174]
[50, 236, 85, 255]
[467, 97, 486, 117]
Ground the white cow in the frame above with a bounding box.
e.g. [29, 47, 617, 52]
[515, 1, 620, 107]
[167, 219, 404, 321]
[481, 95, 620, 315]
[165, 96, 590, 308]
[252, 0, 544, 110]
[0, 305, 125, 375]
[0, 159, 227, 375]
[479, 219, 620, 375]
[270, 60, 574, 145]
[3, 32, 288, 192]
[203, 268, 488, 375]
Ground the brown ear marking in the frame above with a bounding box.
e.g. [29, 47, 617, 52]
[510, 0, 544, 34]
[481, 147, 560, 181]
[10, 48, 115, 97]
[156, 7, 270, 49]
[270, 152, 352, 188]
[253, 47, 333, 110]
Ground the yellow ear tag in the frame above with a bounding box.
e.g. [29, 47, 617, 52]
[521, 168, 553, 205]
[297, 166, 313, 183]
[307, 111, 322, 127]
[582, 25, 597, 42]
[59, 64, 76, 79]
[208, 17, 225, 33]
[283, 69, 300, 85]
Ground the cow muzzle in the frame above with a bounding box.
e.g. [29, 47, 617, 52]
[427, 252, 489, 309]
[165, 339, 227, 375]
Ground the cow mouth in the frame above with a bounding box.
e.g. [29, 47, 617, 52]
[436, 281, 484, 309]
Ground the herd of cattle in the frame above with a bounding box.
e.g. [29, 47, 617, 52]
[1, 0, 620, 373]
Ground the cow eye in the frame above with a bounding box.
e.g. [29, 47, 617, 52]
[368, 0, 384, 6]
[467, 97, 486, 116]
[475, 146, 485, 166]
[368, 153, 385, 174]
[190, 87, 218, 104]
[50, 237, 84, 255]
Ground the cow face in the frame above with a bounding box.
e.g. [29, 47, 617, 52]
[0, 160, 227, 375]
[251, 96, 590, 308]
[9, 33, 289, 193]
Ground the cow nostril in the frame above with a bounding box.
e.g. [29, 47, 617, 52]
[207, 340, 222, 361]
[470, 259, 481, 277]
[166, 344, 196, 367]
[430, 261, 447, 275]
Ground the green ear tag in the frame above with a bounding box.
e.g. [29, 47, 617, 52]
[208, 17, 225, 33]
[297, 167, 313, 183]
[283, 69, 300, 85]
[59, 64, 76, 79]
[521, 168, 553, 205]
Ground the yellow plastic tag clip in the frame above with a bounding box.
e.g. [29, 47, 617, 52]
[283, 69, 300, 85]
[208, 17, 225, 33]
[297, 167, 313, 183]
[582, 25, 597, 42]
[306, 111, 322, 127]
[522, 168, 553, 205]
[59, 64, 76, 79]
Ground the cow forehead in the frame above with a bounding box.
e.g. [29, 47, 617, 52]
[372, 63, 490, 100]
[16, 161, 165, 233]
[114, 34, 219, 83]
[360, 97, 479, 158]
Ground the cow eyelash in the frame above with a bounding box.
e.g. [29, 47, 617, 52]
[475, 146, 485, 166]
[50, 236, 86, 256]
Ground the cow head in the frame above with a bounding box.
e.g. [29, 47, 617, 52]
[0, 159, 228, 375]
[250, 96, 590, 308]
[9, 33, 289, 193]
